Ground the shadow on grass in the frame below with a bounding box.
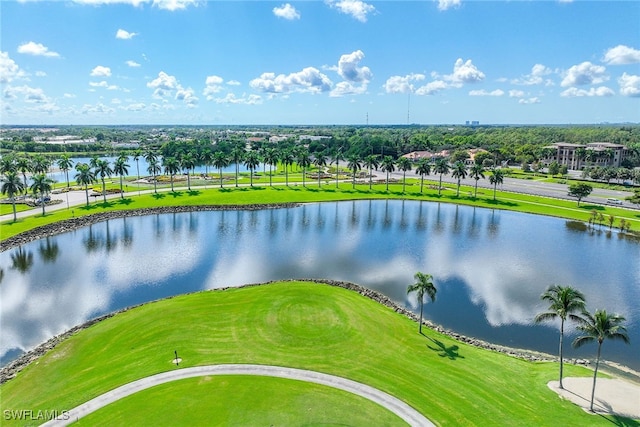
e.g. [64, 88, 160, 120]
[598, 413, 640, 426]
[187, 190, 201, 196]
[483, 198, 518, 207]
[152, 193, 166, 200]
[424, 335, 464, 360]
[117, 198, 133, 206]
[581, 204, 605, 211]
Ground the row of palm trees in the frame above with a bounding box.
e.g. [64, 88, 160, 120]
[407, 276, 629, 414]
[2, 147, 509, 219]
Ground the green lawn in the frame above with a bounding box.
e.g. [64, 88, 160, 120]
[1, 281, 634, 426]
[74, 375, 405, 426]
[2, 180, 639, 241]
[0, 203, 34, 216]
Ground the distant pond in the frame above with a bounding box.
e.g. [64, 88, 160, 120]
[1, 200, 638, 371]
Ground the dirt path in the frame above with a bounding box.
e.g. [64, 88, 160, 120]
[41, 364, 433, 427]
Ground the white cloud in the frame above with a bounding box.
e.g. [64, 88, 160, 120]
[561, 61, 607, 87]
[519, 97, 541, 104]
[146, 71, 197, 106]
[17, 41, 60, 58]
[0, 52, 25, 84]
[35, 71, 47, 77]
[412, 58, 484, 96]
[203, 75, 225, 100]
[211, 93, 262, 105]
[509, 90, 525, 98]
[125, 60, 141, 67]
[227, 80, 241, 86]
[90, 65, 112, 77]
[449, 58, 485, 85]
[89, 80, 119, 90]
[618, 73, 640, 97]
[560, 86, 615, 97]
[3, 85, 49, 103]
[330, 50, 372, 96]
[250, 67, 332, 94]
[147, 71, 179, 98]
[273, 3, 300, 20]
[326, 0, 375, 23]
[63, 93, 76, 98]
[383, 74, 426, 94]
[436, 0, 461, 11]
[469, 89, 504, 97]
[603, 45, 640, 65]
[175, 87, 198, 107]
[116, 29, 138, 39]
[415, 80, 448, 95]
[511, 64, 553, 86]
[71, 0, 200, 10]
[81, 102, 115, 114]
[122, 102, 146, 111]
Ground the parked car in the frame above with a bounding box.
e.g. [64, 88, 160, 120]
[606, 198, 623, 205]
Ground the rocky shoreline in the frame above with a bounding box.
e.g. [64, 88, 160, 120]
[0, 278, 589, 385]
[1, 203, 301, 252]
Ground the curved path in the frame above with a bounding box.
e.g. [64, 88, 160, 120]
[41, 364, 434, 427]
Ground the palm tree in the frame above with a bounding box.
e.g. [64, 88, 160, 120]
[363, 154, 379, 190]
[347, 154, 362, 189]
[0, 155, 16, 174]
[397, 157, 412, 193]
[200, 148, 214, 184]
[469, 163, 485, 198]
[113, 154, 130, 199]
[30, 173, 54, 215]
[297, 149, 312, 188]
[534, 285, 586, 389]
[333, 148, 344, 188]
[180, 152, 196, 190]
[407, 272, 437, 334]
[244, 150, 261, 187]
[94, 159, 113, 203]
[132, 149, 142, 195]
[1, 171, 25, 221]
[74, 163, 96, 206]
[280, 149, 295, 187]
[573, 310, 630, 412]
[212, 151, 229, 188]
[451, 161, 468, 197]
[231, 144, 245, 187]
[415, 158, 431, 193]
[16, 156, 32, 190]
[380, 156, 396, 192]
[163, 157, 180, 192]
[433, 158, 450, 196]
[263, 147, 280, 187]
[489, 168, 504, 201]
[147, 157, 162, 194]
[31, 155, 51, 175]
[57, 154, 74, 190]
[313, 152, 328, 188]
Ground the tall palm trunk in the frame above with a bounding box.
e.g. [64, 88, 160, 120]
[559, 319, 565, 389]
[589, 342, 602, 412]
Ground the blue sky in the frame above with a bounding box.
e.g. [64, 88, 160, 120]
[1, 0, 639, 125]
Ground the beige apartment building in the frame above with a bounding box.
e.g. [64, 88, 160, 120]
[543, 142, 628, 170]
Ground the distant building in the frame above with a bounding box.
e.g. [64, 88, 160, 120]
[542, 142, 628, 170]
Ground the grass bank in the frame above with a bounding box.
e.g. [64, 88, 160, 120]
[1, 281, 634, 426]
[2, 181, 639, 241]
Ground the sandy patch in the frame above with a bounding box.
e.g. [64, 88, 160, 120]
[548, 377, 640, 419]
[172, 358, 182, 365]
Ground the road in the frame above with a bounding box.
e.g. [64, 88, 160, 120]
[41, 364, 433, 427]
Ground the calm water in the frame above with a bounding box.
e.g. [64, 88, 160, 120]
[1, 201, 638, 370]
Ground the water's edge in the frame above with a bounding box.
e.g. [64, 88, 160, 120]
[1, 278, 590, 385]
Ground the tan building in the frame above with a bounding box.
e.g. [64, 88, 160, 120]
[543, 142, 628, 170]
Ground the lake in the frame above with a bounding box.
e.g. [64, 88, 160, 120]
[1, 200, 638, 370]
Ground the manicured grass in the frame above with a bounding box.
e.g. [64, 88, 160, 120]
[0, 203, 34, 216]
[1, 281, 633, 426]
[75, 375, 405, 426]
[2, 180, 639, 241]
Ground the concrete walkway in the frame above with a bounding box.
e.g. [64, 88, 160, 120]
[41, 364, 433, 427]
